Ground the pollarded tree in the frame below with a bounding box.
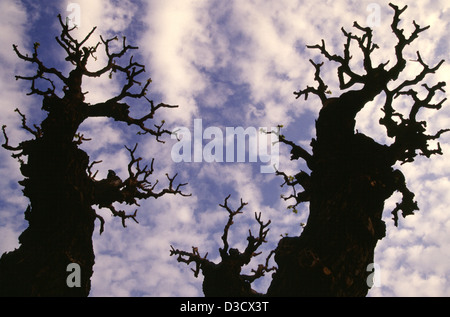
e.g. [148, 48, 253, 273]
[170, 3, 448, 296]
[0, 15, 188, 296]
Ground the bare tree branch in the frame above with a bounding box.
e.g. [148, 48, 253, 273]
[170, 246, 213, 278]
[381, 62, 448, 164]
[276, 169, 311, 212]
[14, 109, 42, 138]
[87, 160, 102, 180]
[1, 109, 42, 161]
[219, 194, 247, 258]
[92, 144, 190, 233]
[87, 99, 178, 142]
[243, 212, 271, 262]
[294, 60, 329, 102]
[265, 126, 313, 168]
[243, 250, 277, 283]
[13, 42, 67, 93]
[387, 3, 431, 80]
[1, 125, 22, 154]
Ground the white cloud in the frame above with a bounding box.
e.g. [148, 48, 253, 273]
[138, 0, 218, 126]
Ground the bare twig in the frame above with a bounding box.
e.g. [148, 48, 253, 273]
[276, 169, 311, 212]
[170, 246, 213, 278]
[12, 42, 66, 96]
[265, 126, 313, 168]
[219, 194, 247, 257]
[1, 125, 24, 159]
[294, 60, 329, 102]
[87, 160, 102, 180]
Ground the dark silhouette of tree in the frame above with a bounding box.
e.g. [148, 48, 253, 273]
[0, 15, 189, 296]
[170, 3, 448, 296]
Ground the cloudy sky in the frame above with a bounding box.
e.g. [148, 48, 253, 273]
[0, 0, 449, 297]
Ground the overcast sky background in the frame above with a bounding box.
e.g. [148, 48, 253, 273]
[0, 0, 449, 296]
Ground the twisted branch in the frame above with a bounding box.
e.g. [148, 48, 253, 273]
[170, 246, 212, 278]
[276, 170, 311, 213]
[265, 126, 313, 168]
[93, 144, 190, 233]
[219, 194, 247, 258]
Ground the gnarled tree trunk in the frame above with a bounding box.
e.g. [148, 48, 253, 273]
[0, 131, 96, 296]
[0, 15, 187, 296]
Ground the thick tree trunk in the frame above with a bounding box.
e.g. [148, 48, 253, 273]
[268, 94, 395, 296]
[0, 141, 95, 296]
[0, 95, 95, 296]
[267, 157, 390, 296]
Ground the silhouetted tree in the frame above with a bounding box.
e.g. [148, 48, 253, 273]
[0, 15, 188, 296]
[170, 3, 448, 296]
